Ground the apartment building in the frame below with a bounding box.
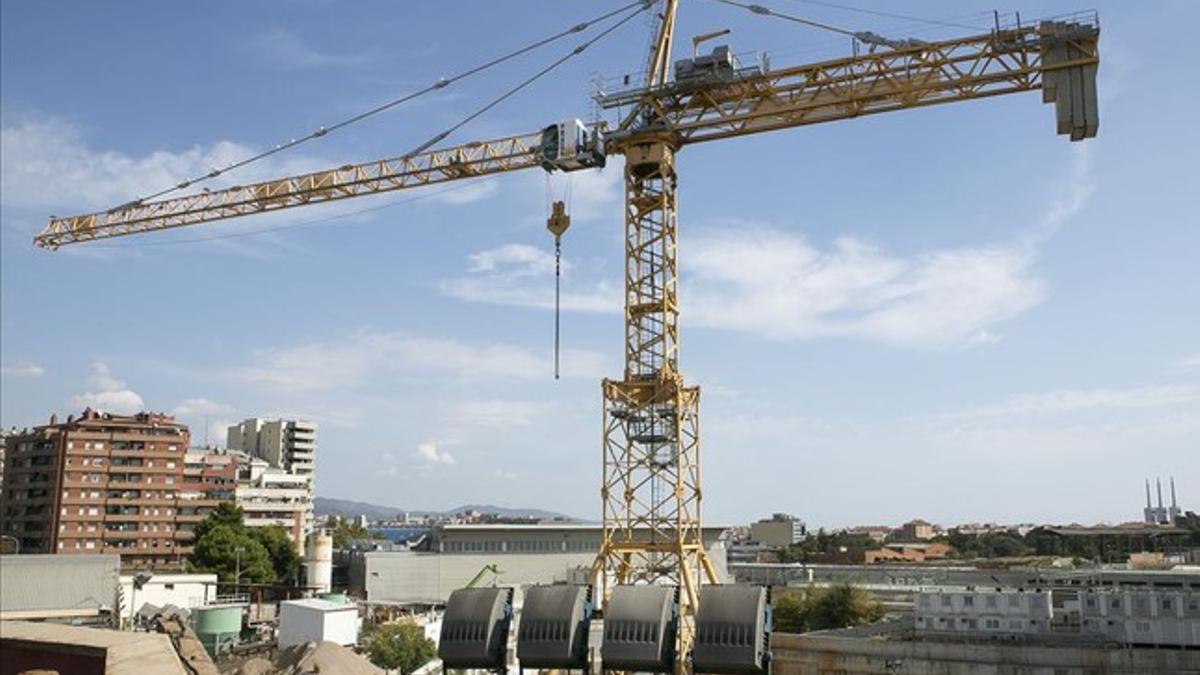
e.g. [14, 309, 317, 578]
[237, 456, 313, 550]
[0, 409, 189, 570]
[227, 418, 316, 545]
[226, 418, 316, 477]
[749, 513, 807, 547]
[174, 449, 239, 556]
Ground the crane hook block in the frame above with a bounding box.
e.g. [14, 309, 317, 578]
[547, 200, 571, 239]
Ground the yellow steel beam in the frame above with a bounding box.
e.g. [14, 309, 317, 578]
[609, 20, 1099, 147]
[34, 131, 544, 249]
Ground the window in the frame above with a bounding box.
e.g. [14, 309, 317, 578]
[164, 583, 175, 590]
[95, 442, 104, 449]
[85, 442, 92, 450]
[963, 596, 974, 607]
[88, 507, 98, 516]
[93, 458, 104, 467]
[941, 595, 951, 607]
[986, 596, 997, 608]
[68, 442, 74, 449]
[166, 461, 175, 468]
[85, 541, 95, 549]
[82, 458, 91, 466]
[1162, 599, 1172, 611]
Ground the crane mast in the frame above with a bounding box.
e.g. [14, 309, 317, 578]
[34, 6, 1099, 672]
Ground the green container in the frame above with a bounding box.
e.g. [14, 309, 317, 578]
[192, 604, 244, 656]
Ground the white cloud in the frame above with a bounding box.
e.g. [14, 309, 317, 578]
[414, 441, 456, 465]
[171, 397, 235, 418]
[443, 230, 1043, 349]
[441, 151, 1095, 350]
[1, 363, 45, 377]
[233, 330, 608, 391]
[495, 469, 517, 480]
[686, 229, 1044, 348]
[71, 362, 144, 415]
[243, 28, 366, 69]
[443, 399, 552, 428]
[959, 385, 1200, 418]
[440, 244, 619, 313]
[539, 167, 622, 222]
[1175, 353, 1200, 370]
[0, 116, 334, 217]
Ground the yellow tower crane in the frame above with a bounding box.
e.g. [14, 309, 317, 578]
[36, 1, 1100, 666]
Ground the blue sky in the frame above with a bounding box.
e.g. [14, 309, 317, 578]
[2, 1, 1196, 528]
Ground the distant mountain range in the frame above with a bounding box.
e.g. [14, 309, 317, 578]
[314, 496, 576, 522]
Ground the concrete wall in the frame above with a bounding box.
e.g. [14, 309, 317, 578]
[119, 573, 217, 623]
[278, 600, 359, 649]
[771, 632, 1200, 674]
[1080, 588, 1200, 647]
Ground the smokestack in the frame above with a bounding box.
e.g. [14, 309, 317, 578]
[1157, 478, 1164, 509]
[1146, 479, 1152, 509]
[1171, 477, 1178, 509]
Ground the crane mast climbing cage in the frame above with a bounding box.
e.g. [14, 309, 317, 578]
[35, 3, 1100, 672]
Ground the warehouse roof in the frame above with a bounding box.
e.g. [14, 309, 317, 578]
[0, 620, 189, 675]
[0, 554, 119, 620]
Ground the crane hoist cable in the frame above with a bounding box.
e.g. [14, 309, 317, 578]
[704, 0, 926, 50]
[116, 0, 648, 211]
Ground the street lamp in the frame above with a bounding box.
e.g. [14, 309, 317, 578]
[234, 545, 246, 592]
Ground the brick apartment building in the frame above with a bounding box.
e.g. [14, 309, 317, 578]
[175, 448, 239, 553]
[0, 409, 190, 569]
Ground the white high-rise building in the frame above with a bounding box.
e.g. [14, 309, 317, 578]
[228, 418, 317, 547]
[227, 418, 316, 477]
[237, 456, 313, 553]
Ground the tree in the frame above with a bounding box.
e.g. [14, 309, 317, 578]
[191, 524, 274, 584]
[188, 503, 297, 585]
[250, 525, 300, 584]
[193, 502, 245, 543]
[772, 589, 809, 633]
[366, 622, 436, 673]
[771, 584, 885, 634]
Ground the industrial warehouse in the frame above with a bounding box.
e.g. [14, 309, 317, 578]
[2, 1, 1199, 674]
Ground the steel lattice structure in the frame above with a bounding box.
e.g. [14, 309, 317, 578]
[34, 6, 1100, 672]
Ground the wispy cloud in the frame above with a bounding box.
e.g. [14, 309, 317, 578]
[231, 330, 608, 391]
[0, 117, 332, 216]
[71, 362, 144, 415]
[414, 441, 456, 466]
[495, 468, 517, 480]
[687, 228, 1042, 348]
[440, 150, 1095, 350]
[243, 28, 367, 70]
[440, 244, 619, 312]
[957, 385, 1200, 418]
[1175, 353, 1200, 370]
[171, 397, 235, 418]
[1, 363, 45, 378]
[442, 399, 553, 429]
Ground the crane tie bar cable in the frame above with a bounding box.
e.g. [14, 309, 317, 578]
[113, 0, 648, 212]
[705, 0, 925, 50]
[407, 2, 651, 158]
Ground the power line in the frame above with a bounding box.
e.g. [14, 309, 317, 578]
[120, 0, 647, 209]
